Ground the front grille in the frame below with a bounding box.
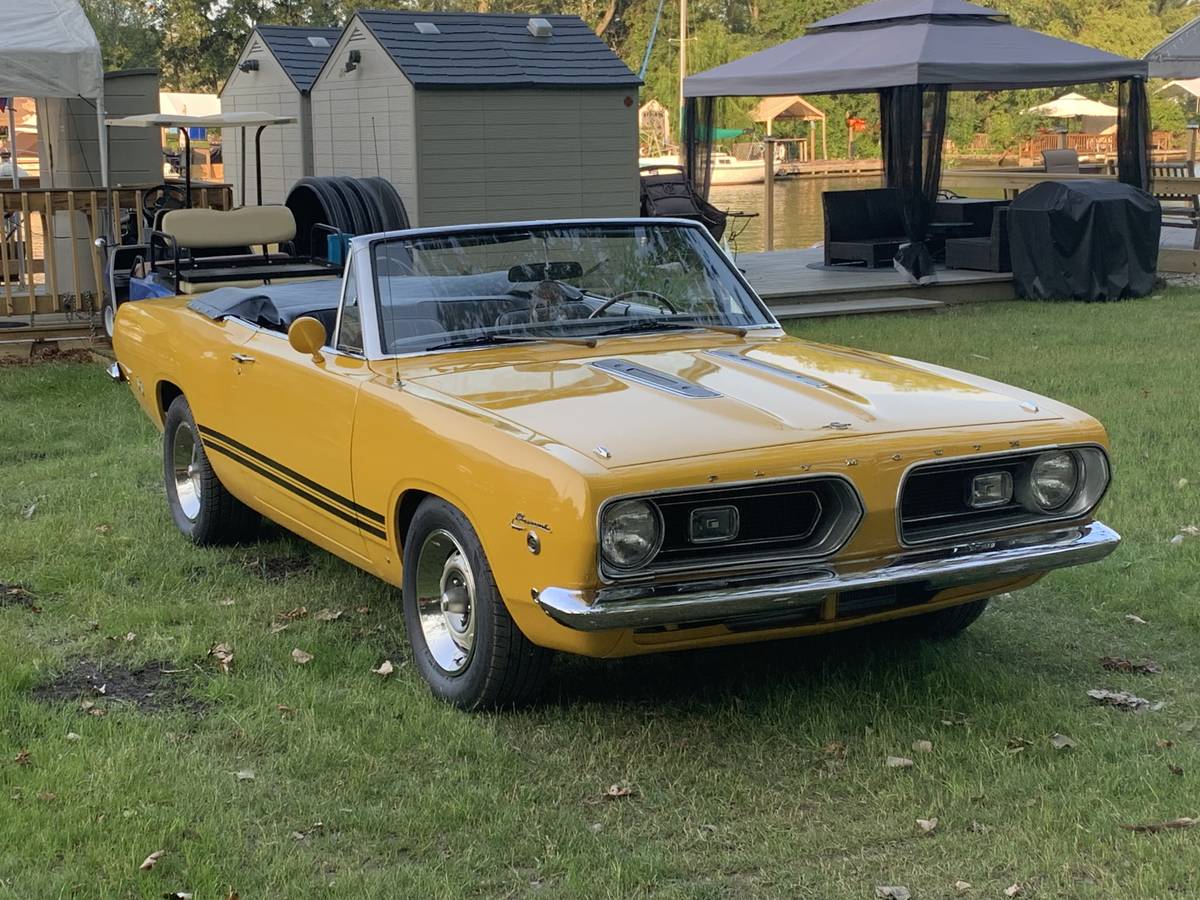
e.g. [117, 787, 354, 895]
[898, 448, 1108, 545]
[601, 476, 863, 580]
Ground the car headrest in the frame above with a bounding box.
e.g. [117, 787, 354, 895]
[160, 205, 297, 250]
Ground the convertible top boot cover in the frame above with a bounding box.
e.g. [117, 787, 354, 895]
[1008, 180, 1161, 301]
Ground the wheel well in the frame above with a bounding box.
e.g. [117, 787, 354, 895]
[394, 489, 431, 551]
[156, 381, 184, 423]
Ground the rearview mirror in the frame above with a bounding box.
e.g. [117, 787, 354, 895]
[288, 316, 326, 361]
[507, 261, 584, 282]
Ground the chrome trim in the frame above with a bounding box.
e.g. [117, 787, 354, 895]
[704, 348, 829, 389]
[894, 442, 1111, 548]
[591, 358, 722, 399]
[536, 521, 1120, 632]
[107, 361, 125, 383]
[595, 473, 865, 583]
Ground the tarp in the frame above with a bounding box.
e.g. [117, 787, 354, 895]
[1146, 16, 1200, 78]
[0, 0, 103, 99]
[684, 0, 1147, 97]
[1008, 180, 1160, 301]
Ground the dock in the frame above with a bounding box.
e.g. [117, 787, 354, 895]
[778, 158, 884, 178]
[737, 247, 1014, 319]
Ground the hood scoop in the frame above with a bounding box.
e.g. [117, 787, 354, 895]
[590, 358, 721, 399]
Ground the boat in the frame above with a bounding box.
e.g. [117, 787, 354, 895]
[637, 151, 781, 186]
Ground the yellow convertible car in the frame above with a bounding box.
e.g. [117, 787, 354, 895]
[111, 217, 1119, 708]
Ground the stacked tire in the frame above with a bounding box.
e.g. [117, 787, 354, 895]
[285, 176, 410, 256]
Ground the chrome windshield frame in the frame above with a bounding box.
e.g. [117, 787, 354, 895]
[354, 217, 781, 362]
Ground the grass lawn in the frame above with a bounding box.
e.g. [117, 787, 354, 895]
[3, 293, 1200, 898]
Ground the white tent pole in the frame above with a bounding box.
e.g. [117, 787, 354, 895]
[7, 99, 18, 189]
[96, 94, 109, 188]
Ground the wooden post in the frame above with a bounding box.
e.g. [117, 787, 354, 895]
[88, 191, 105, 310]
[0, 194, 12, 315]
[1189, 124, 1198, 177]
[43, 192, 60, 316]
[20, 190, 35, 315]
[66, 191, 84, 312]
[763, 137, 776, 252]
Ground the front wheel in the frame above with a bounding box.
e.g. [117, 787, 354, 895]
[162, 396, 260, 545]
[905, 597, 990, 639]
[402, 498, 550, 710]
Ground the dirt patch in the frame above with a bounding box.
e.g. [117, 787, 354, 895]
[0, 345, 99, 367]
[243, 554, 315, 581]
[1, 583, 41, 612]
[30, 658, 203, 714]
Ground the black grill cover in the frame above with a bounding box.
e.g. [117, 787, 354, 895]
[1008, 180, 1161, 301]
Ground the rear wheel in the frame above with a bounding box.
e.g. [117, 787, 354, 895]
[162, 396, 260, 545]
[906, 597, 990, 639]
[402, 498, 550, 710]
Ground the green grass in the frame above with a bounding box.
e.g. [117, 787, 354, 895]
[3, 292, 1200, 898]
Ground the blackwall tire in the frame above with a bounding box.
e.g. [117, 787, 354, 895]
[906, 598, 990, 639]
[402, 497, 550, 710]
[162, 396, 260, 545]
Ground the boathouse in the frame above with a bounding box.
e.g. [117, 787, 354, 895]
[308, 11, 641, 227]
[220, 24, 342, 204]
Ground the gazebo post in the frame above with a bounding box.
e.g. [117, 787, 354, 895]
[763, 136, 776, 251]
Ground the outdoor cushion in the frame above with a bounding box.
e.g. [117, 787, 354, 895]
[161, 205, 297, 250]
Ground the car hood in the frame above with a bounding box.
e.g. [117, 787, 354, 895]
[402, 337, 1062, 468]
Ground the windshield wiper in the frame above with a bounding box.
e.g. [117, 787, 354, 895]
[596, 318, 749, 338]
[422, 331, 596, 352]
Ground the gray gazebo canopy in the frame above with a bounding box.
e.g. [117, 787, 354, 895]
[684, 0, 1147, 96]
[682, 0, 1151, 281]
[1145, 16, 1200, 78]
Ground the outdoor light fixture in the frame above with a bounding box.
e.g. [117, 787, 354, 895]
[238, 59, 258, 72]
[344, 49, 361, 73]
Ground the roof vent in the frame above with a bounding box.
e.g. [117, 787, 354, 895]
[415, 21, 441, 35]
[307, 36, 330, 48]
[527, 17, 553, 38]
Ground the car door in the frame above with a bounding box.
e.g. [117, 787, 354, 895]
[210, 262, 379, 565]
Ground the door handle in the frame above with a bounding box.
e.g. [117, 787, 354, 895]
[231, 353, 256, 364]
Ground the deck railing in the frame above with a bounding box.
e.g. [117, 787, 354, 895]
[0, 183, 232, 321]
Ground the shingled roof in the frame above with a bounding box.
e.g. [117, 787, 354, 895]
[256, 25, 343, 93]
[353, 11, 640, 89]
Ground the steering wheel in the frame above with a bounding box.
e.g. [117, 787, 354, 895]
[588, 289, 677, 319]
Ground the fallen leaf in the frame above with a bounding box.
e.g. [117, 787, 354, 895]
[953, 880, 972, 893]
[139, 850, 165, 871]
[291, 648, 313, 665]
[1101, 656, 1163, 675]
[218, 598, 236, 607]
[162, 892, 193, 899]
[875, 886, 911, 900]
[1124, 614, 1148, 625]
[1004, 884, 1022, 897]
[79, 699, 106, 717]
[1050, 733, 1077, 751]
[235, 769, 255, 782]
[371, 660, 395, 678]
[355, 606, 370, 615]
[601, 783, 636, 801]
[95, 523, 112, 534]
[1178, 478, 1190, 490]
[589, 822, 604, 833]
[885, 756, 914, 769]
[226, 890, 240, 900]
[13, 749, 30, 765]
[277, 704, 295, 716]
[1088, 689, 1162, 713]
[912, 739, 933, 753]
[269, 621, 290, 635]
[208, 642, 234, 674]
[916, 816, 939, 834]
[278, 606, 308, 622]
[822, 741, 847, 759]
[1171, 534, 1185, 545]
[124, 632, 137, 643]
[65, 732, 80, 742]
[20, 502, 37, 520]
[1169, 764, 1184, 777]
[1006, 737, 1032, 752]
[314, 608, 343, 622]
[37, 791, 56, 802]
[1120, 817, 1197, 834]
[1156, 738, 1175, 750]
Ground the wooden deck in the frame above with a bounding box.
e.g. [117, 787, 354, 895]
[778, 158, 884, 178]
[737, 247, 1015, 319]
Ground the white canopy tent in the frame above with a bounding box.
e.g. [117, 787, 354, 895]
[0, 0, 108, 189]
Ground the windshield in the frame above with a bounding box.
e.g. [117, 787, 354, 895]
[370, 222, 772, 355]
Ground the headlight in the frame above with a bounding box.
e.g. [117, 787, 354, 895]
[1029, 451, 1079, 510]
[600, 499, 662, 570]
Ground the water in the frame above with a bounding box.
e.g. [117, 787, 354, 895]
[708, 176, 882, 254]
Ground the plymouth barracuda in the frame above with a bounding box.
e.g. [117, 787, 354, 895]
[111, 217, 1119, 708]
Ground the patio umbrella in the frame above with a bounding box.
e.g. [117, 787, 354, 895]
[1026, 92, 1119, 119]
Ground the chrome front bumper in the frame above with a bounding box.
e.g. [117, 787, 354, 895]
[535, 522, 1120, 632]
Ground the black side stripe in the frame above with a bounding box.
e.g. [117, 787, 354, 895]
[196, 424, 385, 525]
[201, 437, 389, 542]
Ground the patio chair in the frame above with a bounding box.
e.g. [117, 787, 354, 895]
[822, 188, 909, 267]
[639, 165, 754, 242]
[944, 207, 1011, 272]
[1041, 149, 1080, 173]
[1151, 161, 1200, 249]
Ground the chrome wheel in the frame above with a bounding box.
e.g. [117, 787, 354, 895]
[103, 300, 115, 338]
[415, 529, 476, 674]
[171, 421, 202, 521]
